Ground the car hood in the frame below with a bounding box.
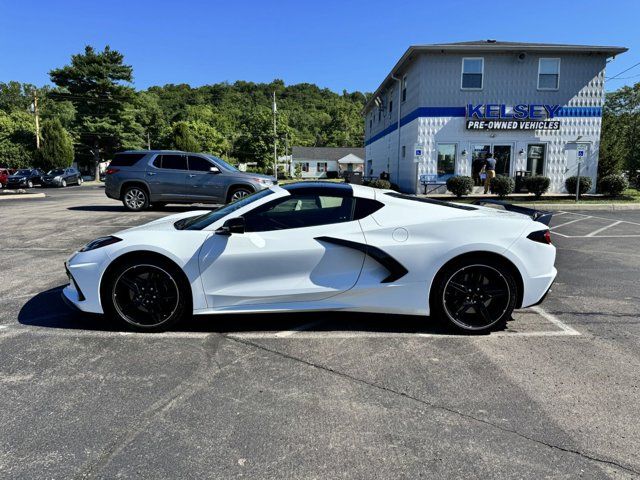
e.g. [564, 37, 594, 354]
[8, 175, 28, 180]
[241, 172, 276, 182]
[120, 210, 210, 233]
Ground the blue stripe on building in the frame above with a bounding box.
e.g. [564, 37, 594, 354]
[365, 106, 603, 146]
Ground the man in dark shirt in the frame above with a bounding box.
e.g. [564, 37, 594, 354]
[472, 157, 484, 186]
[484, 152, 497, 194]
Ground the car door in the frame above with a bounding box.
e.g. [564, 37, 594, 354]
[146, 154, 190, 200]
[198, 191, 367, 308]
[184, 155, 225, 203]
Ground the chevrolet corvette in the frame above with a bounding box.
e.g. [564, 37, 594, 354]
[63, 182, 556, 333]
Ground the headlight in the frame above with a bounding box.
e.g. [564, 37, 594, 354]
[79, 236, 122, 252]
[253, 178, 273, 186]
[54, 176, 62, 181]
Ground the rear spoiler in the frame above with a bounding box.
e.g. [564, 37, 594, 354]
[471, 199, 553, 226]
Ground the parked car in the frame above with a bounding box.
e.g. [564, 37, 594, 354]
[0, 168, 10, 189]
[41, 167, 83, 187]
[6, 169, 44, 189]
[104, 150, 276, 211]
[63, 182, 556, 333]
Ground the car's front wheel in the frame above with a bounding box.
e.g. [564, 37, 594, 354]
[122, 186, 149, 211]
[61, 179, 67, 188]
[102, 257, 191, 331]
[78, 177, 83, 185]
[27, 180, 33, 188]
[227, 186, 253, 203]
[432, 259, 517, 334]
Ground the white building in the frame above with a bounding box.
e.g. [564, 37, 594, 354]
[291, 146, 365, 179]
[363, 40, 627, 193]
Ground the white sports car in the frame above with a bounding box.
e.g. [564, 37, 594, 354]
[63, 182, 556, 333]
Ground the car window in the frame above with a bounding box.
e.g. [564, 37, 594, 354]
[159, 155, 187, 170]
[110, 153, 146, 167]
[244, 193, 354, 232]
[188, 156, 213, 172]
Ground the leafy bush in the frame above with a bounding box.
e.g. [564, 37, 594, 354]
[367, 179, 391, 189]
[565, 176, 593, 195]
[389, 182, 400, 192]
[490, 175, 515, 198]
[598, 174, 628, 197]
[446, 176, 474, 197]
[326, 170, 339, 179]
[524, 176, 551, 198]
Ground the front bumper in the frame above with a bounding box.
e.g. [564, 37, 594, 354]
[62, 251, 109, 314]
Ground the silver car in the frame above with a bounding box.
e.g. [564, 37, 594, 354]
[104, 150, 276, 211]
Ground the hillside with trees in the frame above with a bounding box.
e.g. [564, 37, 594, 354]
[0, 46, 367, 178]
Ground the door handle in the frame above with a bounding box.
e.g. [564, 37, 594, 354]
[147, 172, 156, 176]
[188, 174, 197, 178]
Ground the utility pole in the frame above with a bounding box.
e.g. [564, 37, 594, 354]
[273, 91, 277, 179]
[147, 132, 151, 150]
[32, 89, 41, 149]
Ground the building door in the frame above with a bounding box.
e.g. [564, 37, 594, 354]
[493, 145, 512, 176]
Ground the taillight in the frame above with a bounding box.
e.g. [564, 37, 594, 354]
[105, 168, 119, 175]
[527, 229, 552, 244]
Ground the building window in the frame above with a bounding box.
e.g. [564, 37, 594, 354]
[538, 58, 560, 90]
[317, 162, 327, 173]
[301, 162, 310, 173]
[401, 76, 407, 102]
[389, 99, 393, 114]
[461, 58, 483, 89]
[527, 144, 546, 175]
[401, 145, 406, 158]
[437, 144, 457, 176]
[369, 119, 372, 130]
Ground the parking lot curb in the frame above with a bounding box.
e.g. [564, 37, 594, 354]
[513, 203, 640, 211]
[0, 192, 46, 200]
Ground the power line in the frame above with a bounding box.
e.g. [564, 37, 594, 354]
[606, 72, 640, 81]
[606, 61, 640, 80]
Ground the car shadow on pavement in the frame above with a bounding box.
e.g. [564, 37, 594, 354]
[19, 285, 464, 336]
[67, 205, 218, 213]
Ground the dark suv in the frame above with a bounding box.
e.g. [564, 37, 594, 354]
[104, 151, 276, 211]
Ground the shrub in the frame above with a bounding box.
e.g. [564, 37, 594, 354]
[326, 170, 339, 179]
[367, 179, 391, 189]
[598, 174, 628, 197]
[389, 182, 400, 192]
[565, 176, 593, 195]
[524, 175, 551, 198]
[446, 175, 474, 197]
[490, 175, 515, 198]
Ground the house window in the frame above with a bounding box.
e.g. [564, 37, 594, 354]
[527, 144, 546, 175]
[461, 58, 483, 89]
[401, 146, 406, 158]
[538, 58, 560, 90]
[437, 144, 457, 176]
[401, 76, 407, 102]
[317, 162, 327, 173]
[301, 162, 310, 173]
[389, 99, 393, 114]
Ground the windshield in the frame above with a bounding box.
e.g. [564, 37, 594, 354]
[175, 188, 276, 230]
[15, 169, 30, 175]
[205, 155, 238, 172]
[47, 169, 65, 175]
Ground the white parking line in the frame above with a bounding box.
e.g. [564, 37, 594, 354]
[529, 306, 580, 335]
[550, 216, 591, 230]
[585, 221, 623, 237]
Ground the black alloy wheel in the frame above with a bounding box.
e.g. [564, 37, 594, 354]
[104, 260, 190, 331]
[434, 262, 517, 333]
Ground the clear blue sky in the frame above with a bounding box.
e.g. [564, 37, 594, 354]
[1, 0, 638, 93]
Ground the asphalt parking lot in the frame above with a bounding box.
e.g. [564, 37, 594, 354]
[1, 185, 639, 479]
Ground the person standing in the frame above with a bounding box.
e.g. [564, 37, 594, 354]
[483, 152, 497, 194]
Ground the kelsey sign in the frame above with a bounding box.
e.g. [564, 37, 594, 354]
[466, 104, 561, 130]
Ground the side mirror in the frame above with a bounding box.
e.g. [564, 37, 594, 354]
[215, 216, 245, 235]
[209, 166, 221, 174]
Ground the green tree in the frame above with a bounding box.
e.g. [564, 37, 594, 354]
[0, 110, 36, 168]
[171, 121, 199, 152]
[39, 118, 74, 170]
[49, 46, 144, 180]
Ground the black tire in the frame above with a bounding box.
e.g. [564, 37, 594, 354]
[122, 185, 150, 211]
[101, 256, 191, 332]
[27, 180, 33, 188]
[227, 186, 253, 203]
[61, 179, 67, 188]
[78, 177, 83, 185]
[431, 258, 517, 334]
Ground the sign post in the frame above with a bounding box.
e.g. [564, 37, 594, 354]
[575, 147, 585, 202]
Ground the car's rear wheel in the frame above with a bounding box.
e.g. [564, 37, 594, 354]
[227, 186, 253, 203]
[27, 180, 33, 188]
[432, 260, 517, 334]
[122, 186, 149, 211]
[102, 258, 190, 332]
